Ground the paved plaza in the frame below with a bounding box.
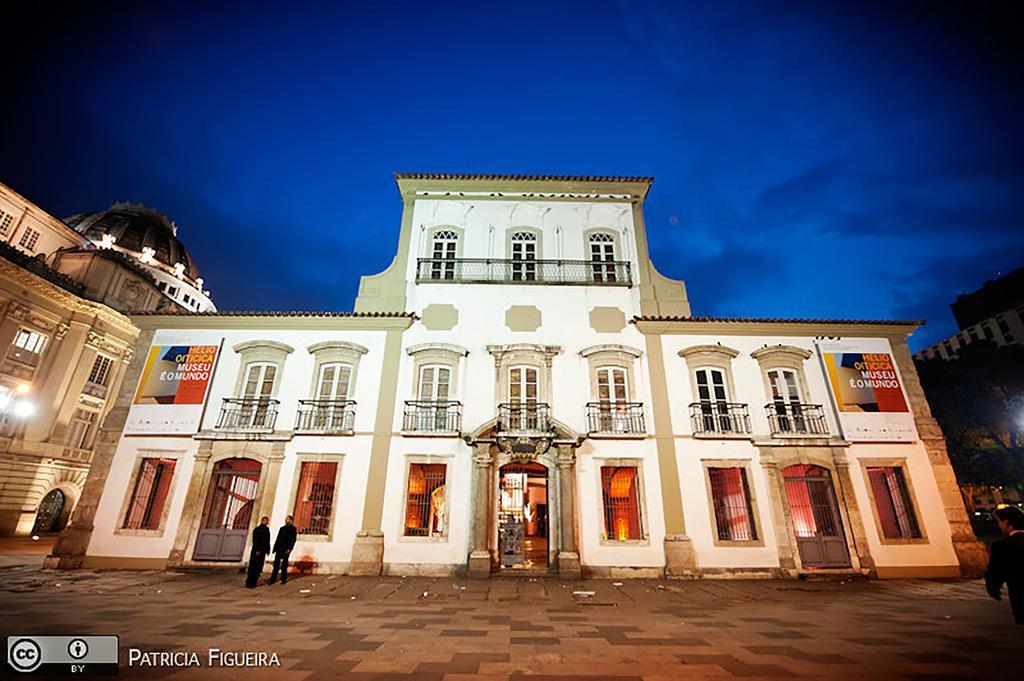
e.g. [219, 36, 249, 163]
[0, 560, 1018, 680]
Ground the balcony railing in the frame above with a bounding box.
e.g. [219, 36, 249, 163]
[586, 402, 645, 434]
[497, 402, 552, 433]
[689, 402, 752, 436]
[416, 258, 632, 286]
[216, 398, 279, 431]
[295, 400, 356, 433]
[82, 381, 109, 400]
[403, 400, 462, 433]
[765, 402, 829, 436]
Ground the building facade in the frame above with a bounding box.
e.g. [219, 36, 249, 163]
[915, 266, 1023, 361]
[0, 182, 214, 536]
[51, 174, 986, 578]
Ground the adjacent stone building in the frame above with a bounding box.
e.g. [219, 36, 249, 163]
[49, 174, 985, 578]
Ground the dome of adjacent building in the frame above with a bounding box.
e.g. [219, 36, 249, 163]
[64, 203, 202, 282]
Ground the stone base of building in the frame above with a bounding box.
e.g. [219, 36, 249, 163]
[384, 562, 460, 577]
[557, 551, 581, 580]
[43, 527, 93, 570]
[349, 531, 385, 576]
[874, 564, 961, 579]
[583, 565, 663, 579]
[663, 534, 699, 578]
[467, 550, 492, 579]
[952, 537, 989, 578]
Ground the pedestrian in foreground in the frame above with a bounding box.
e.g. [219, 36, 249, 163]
[245, 516, 271, 588]
[270, 515, 297, 585]
[985, 506, 1024, 624]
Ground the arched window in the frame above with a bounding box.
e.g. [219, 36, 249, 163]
[589, 232, 616, 282]
[510, 231, 537, 281]
[430, 230, 458, 280]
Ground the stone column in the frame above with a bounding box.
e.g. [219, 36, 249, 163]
[891, 340, 988, 576]
[46, 328, 155, 569]
[467, 443, 493, 578]
[166, 441, 214, 567]
[831, 448, 875, 574]
[556, 444, 581, 579]
[256, 441, 287, 522]
[757, 450, 798, 574]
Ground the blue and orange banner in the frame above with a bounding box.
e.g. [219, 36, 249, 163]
[823, 352, 908, 413]
[133, 345, 219, 405]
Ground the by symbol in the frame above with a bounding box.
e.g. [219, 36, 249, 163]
[8, 638, 42, 672]
[68, 638, 89, 660]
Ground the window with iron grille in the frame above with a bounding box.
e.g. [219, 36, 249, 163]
[88, 354, 114, 387]
[122, 457, 177, 530]
[867, 466, 921, 539]
[18, 227, 40, 251]
[600, 466, 642, 541]
[404, 463, 447, 537]
[708, 467, 757, 541]
[0, 210, 13, 235]
[293, 461, 337, 535]
[65, 409, 99, 450]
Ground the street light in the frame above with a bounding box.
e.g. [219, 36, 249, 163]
[0, 384, 34, 423]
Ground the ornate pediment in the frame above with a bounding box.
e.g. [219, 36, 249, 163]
[495, 435, 552, 463]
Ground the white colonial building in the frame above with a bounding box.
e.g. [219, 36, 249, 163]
[50, 174, 986, 579]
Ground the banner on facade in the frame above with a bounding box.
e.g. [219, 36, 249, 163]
[125, 340, 222, 434]
[817, 338, 917, 441]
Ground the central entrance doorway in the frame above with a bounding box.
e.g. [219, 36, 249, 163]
[782, 464, 851, 568]
[194, 458, 262, 562]
[498, 462, 548, 569]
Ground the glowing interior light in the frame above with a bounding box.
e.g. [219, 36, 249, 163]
[99, 234, 116, 249]
[139, 247, 156, 264]
[14, 401, 34, 418]
[0, 391, 10, 410]
[16, 383, 30, 394]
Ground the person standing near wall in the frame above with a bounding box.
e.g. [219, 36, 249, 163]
[270, 515, 297, 585]
[245, 516, 271, 588]
[986, 506, 1024, 624]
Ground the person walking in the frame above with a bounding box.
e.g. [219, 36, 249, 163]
[986, 506, 1024, 625]
[245, 516, 271, 588]
[269, 515, 297, 584]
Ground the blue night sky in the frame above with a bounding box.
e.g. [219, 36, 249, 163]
[1, 1, 1021, 349]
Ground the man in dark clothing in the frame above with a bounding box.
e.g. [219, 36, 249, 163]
[245, 516, 271, 588]
[985, 506, 1024, 624]
[269, 515, 298, 584]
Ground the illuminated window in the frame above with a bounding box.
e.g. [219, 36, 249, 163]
[9, 329, 47, 367]
[404, 463, 447, 537]
[18, 227, 40, 251]
[867, 466, 921, 539]
[87, 355, 114, 387]
[0, 210, 13, 235]
[65, 409, 99, 450]
[122, 457, 177, 530]
[293, 461, 337, 535]
[708, 467, 757, 541]
[600, 466, 642, 541]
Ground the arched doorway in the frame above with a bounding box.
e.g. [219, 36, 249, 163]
[498, 462, 548, 569]
[32, 489, 66, 534]
[193, 458, 262, 562]
[782, 464, 850, 568]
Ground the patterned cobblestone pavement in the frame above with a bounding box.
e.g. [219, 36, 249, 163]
[0, 564, 1018, 680]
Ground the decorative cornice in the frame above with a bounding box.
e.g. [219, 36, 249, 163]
[232, 340, 295, 355]
[750, 345, 814, 362]
[678, 344, 741, 360]
[307, 340, 369, 356]
[406, 342, 469, 357]
[579, 343, 643, 359]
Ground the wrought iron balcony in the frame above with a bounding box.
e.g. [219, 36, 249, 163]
[403, 400, 462, 433]
[765, 402, 829, 437]
[416, 258, 632, 286]
[82, 381, 109, 400]
[689, 401, 752, 436]
[497, 402, 552, 433]
[586, 402, 646, 434]
[216, 398, 279, 431]
[295, 399, 356, 433]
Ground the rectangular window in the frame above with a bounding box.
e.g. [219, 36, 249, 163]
[18, 227, 40, 251]
[600, 466, 642, 541]
[65, 409, 99, 450]
[0, 210, 13, 235]
[404, 463, 447, 537]
[867, 466, 922, 539]
[9, 329, 47, 366]
[708, 467, 757, 541]
[942, 340, 954, 356]
[980, 321, 995, 340]
[122, 457, 177, 530]
[996, 315, 1014, 342]
[87, 355, 114, 387]
[293, 461, 337, 535]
